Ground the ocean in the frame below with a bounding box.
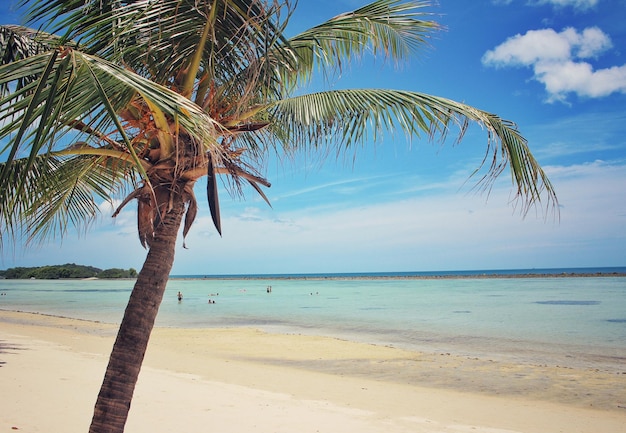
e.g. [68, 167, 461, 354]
[1, 267, 625, 371]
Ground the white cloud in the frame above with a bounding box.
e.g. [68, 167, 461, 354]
[483, 27, 611, 66]
[483, 28, 574, 65]
[534, 60, 626, 100]
[534, 0, 599, 10]
[573, 27, 612, 58]
[493, 0, 600, 10]
[482, 27, 626, 102]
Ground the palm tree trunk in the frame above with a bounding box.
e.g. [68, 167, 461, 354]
[89, 194, 186, 433]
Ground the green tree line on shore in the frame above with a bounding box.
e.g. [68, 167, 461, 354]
[0, 263, 137, 279]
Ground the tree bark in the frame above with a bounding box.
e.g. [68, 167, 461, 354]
[89, 193, 186, 433]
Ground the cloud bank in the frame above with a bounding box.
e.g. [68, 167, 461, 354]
[535, 0, 599, 9]
[493, 0, 599, 10]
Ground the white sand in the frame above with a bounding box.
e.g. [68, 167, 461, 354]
[1, 310, 624, 433]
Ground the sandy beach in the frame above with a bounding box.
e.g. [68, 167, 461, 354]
[1, 310, 625, 433]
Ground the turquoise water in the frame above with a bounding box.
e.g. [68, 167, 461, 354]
[1, 274, 625, 370]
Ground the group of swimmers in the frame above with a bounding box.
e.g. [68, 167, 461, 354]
[177, 286, 275, 303]
[177, 291, 218, 304]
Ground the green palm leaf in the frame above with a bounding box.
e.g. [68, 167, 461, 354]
[0, 46, 222, 246]
[269, 89, 556, 213]
[280, 0, 439, 86]
[0, 153, 128, 246]
[0, 48, 220, 160]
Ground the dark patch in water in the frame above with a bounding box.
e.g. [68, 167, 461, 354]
[31, 288, 130, 293]
[535, 300, 600, 306]
[607, 319, 626, 323]
[453, 310, 471, 314]
[360, 307, 386, 311]
[62, 289, 131, 293]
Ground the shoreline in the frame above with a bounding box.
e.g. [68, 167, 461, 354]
[1, 310, 626, 433]
[4, 308, 625, 373]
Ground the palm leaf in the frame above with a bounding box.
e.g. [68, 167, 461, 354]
[0, 153, 129, 247]
[0, 48, 221, 159]
[275, 0, 439, 87]
[23, 0, 284, 87]
[269, 89, 557, 214]
[0, 46, 223, 245]
[0, 24, 61, 95]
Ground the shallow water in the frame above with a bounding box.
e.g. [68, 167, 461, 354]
[1, 275, 625, 371]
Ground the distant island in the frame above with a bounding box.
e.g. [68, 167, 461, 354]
[0, 263, 137, 279]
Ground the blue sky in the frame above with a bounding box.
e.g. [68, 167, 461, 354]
[1, 0, 625, 275]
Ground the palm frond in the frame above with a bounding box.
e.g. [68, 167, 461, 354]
[0, 46, 224, 243]
[0, 24, 62, 96]
[0, 24, 61, 63]
[269, 89, 558, 214]
[0, 48, 220, 163]
[22, 0, 286, 87]
[0, 153, 129, 248]
[277, 0, 440, 87]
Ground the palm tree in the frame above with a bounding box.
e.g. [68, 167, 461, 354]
[0, 1, 557, 432]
